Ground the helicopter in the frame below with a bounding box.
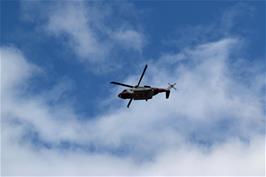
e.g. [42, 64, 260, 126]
[110, 64, 176, 108]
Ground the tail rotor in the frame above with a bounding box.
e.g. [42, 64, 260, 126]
[167, 83, 176, 90]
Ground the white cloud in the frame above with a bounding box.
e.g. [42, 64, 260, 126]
[1, 36, 265, 175]
[141, 136, 265, 176]
[112, 29, 145, 52]
[3, 126, 264, 176]
[0, 47, 38, 93]
[46, 2, 106, 62]
[148, 38, 263, 123]
[44, 2, 145, 64]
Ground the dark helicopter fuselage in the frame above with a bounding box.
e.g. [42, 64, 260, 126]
[118, 86, 169, 100]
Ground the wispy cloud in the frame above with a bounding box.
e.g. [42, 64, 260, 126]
[163, 2, 257, 49]
[43, 2, 145, 65]
[111, 29, 145, 52]
[46, 2, 106, 63]
[1, 34, 264, 175]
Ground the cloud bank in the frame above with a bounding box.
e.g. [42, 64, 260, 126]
[1, 35, 264, 175]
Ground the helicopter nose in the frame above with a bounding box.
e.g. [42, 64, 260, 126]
[118, 93, 122, 98]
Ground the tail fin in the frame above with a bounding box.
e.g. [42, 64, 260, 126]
[166, 90, 170, 99]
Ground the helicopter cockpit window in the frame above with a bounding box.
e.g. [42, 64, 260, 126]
[122, 89, 127, 93]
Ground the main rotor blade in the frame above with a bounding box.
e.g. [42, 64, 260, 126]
[110, 82, 133, 88]
[127, 98, 133, 108]
[136, 64, 148, 87]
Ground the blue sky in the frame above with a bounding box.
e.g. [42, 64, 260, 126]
[1, 1, 265, 175]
